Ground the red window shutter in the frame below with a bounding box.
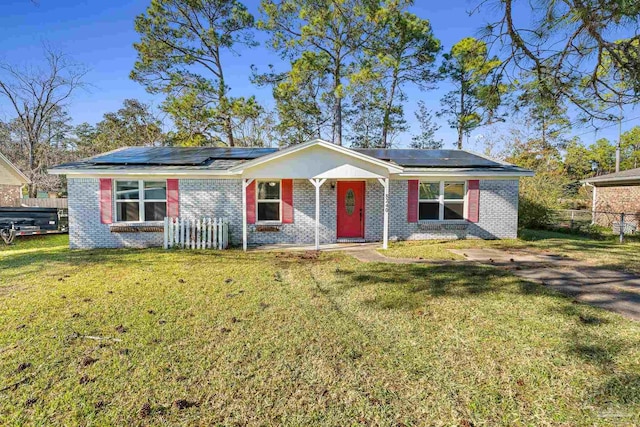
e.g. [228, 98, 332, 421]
[407, 180, 419, 223]
[166, 179, 179, 218]
[282, 179, 293, 223]
[246, 180, 256, 224]
[99, 178, 113, 224]
[467, 180, 480, 223]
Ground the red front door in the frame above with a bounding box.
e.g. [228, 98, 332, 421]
[337, 181, 365, 238]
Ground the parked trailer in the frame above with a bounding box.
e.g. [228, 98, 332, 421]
[0, 207, 67, 244]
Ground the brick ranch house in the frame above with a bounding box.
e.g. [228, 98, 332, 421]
[0, 151, 29, 206]
[49, 139, 533, 250]
[584, 167, 640, 227]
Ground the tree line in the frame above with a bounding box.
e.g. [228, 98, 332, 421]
[0, 0, 638, 197]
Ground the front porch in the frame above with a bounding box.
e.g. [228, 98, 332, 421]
[231, 140, 402, 251]
[241, 177, 391, 251]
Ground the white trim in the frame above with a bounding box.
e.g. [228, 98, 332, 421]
[309, 178, 327, 250]
[242, 178, 254, 251]
[229, 139, 403, 174]
[417, 180, 466, 222]
[113, 179, 167, 223]
[0, 151, 30, 184]
[49, 169, 240, 176]
[255, 179, 282, 223]
[377, 178, 389, 250]
[398, 170, 533, 178]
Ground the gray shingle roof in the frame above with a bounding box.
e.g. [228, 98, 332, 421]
[583, 167, 640, 184]
[51, 145, 527, 172]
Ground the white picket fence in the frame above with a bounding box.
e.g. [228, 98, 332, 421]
[163, 217, 229, 250]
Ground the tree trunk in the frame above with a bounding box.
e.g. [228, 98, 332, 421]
[28, 138, 37, 197]
[457, 84, 465, 150]
[224, 113, 234, 147]
[333, 64, 342, 146]
[382, 76, 398, 149]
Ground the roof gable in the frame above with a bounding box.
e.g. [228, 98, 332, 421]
[0, 151, 29, 185]
[229, 139, 403, 175]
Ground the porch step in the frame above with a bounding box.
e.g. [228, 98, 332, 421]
[336, 238, 367, 243]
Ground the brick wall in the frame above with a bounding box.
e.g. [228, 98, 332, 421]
[388, 179, 519, 240]
[68, 178, 163, 249]
[67, 177, 520, 249]
[0, 184, 21, 206]
[594, 184, 640, 226]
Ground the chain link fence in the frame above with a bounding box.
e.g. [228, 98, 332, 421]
[549, 209, 639, 242]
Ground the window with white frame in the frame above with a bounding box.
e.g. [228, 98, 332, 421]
[418, 181, 465, 221]
[257, 180, 281, 222]
[115, 180, 167, 222]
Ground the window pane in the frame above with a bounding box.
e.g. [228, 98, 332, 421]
[444, 202, 464, 220]
[257, 181, 280, 200]
[116, 181, 139, 200]
[444, 182, 465, 200]
[144, 181, 166, 200]
[117, 202, 139, 221]
[419, 182, 439, 199]
[257, 202, 280, 221]
[144, 202, 166, 221]
[419, 202, 439, 220]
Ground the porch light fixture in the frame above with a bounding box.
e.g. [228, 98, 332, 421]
[330, 181, 336, 190]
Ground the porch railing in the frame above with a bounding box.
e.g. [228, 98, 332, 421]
[163, 217, 228, 250]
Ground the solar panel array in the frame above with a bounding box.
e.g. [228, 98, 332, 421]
[354, 149, 504, 168]
[91, 147, 278, 165]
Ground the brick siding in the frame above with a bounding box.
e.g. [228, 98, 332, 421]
[594, 184, 640, 226]
[67, 177, 520, 249]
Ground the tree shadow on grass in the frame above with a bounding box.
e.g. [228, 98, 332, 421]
[332, 262, 554, 311]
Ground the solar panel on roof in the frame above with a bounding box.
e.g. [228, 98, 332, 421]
[354, 148, 504, 168]
[90, 146, 278, 165]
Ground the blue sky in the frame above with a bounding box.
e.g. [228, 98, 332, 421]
[0, 0, 635, 150]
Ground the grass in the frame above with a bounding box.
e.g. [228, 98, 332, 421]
[381, 229, 640, 274]
[1, 235, 639, 425]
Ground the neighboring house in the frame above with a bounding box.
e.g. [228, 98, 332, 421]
[584, 168, 640, 227]
[0, 151, 29, 206]
[49, 139, 533, 250]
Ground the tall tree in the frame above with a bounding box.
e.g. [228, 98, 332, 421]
[588, 137, 616, 174]
[364, 5, 440, 147]
[516, 77, 570, 148]
[252, 59, 333, 145]
[259, 0, 379, 145]
[0, 48, 86, 196]
[478, 0, 640, 121]
[438, 37, 504, 149]
[563, 138, 593, 181]
[131, 0, 257, 146]
[620, 126, 640, 170]
[411, 100, 442, 149]
[74, 99, 165, 156]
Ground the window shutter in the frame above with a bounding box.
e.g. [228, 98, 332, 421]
[167, 179, 179, 218]
[99, 178, 113, 224]
[407, 180, 419, 223]
[282, 179, 293, 223]
[246, 180, 256, 224]
[467, 180, 480, 223]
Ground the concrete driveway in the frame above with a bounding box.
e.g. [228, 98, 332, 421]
[450, 248, 640, 321]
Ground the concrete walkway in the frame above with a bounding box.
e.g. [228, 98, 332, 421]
[346, 246, 640, 321]
[449, 248, 640, 321]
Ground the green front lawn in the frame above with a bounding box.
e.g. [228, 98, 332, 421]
[382, 229, 640, 274]
[1, 235, 639, 425]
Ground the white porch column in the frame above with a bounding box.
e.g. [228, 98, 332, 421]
[377, 178, 389, 250]
[308, 178, 327, 250]
[242, 178, 254, 251]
